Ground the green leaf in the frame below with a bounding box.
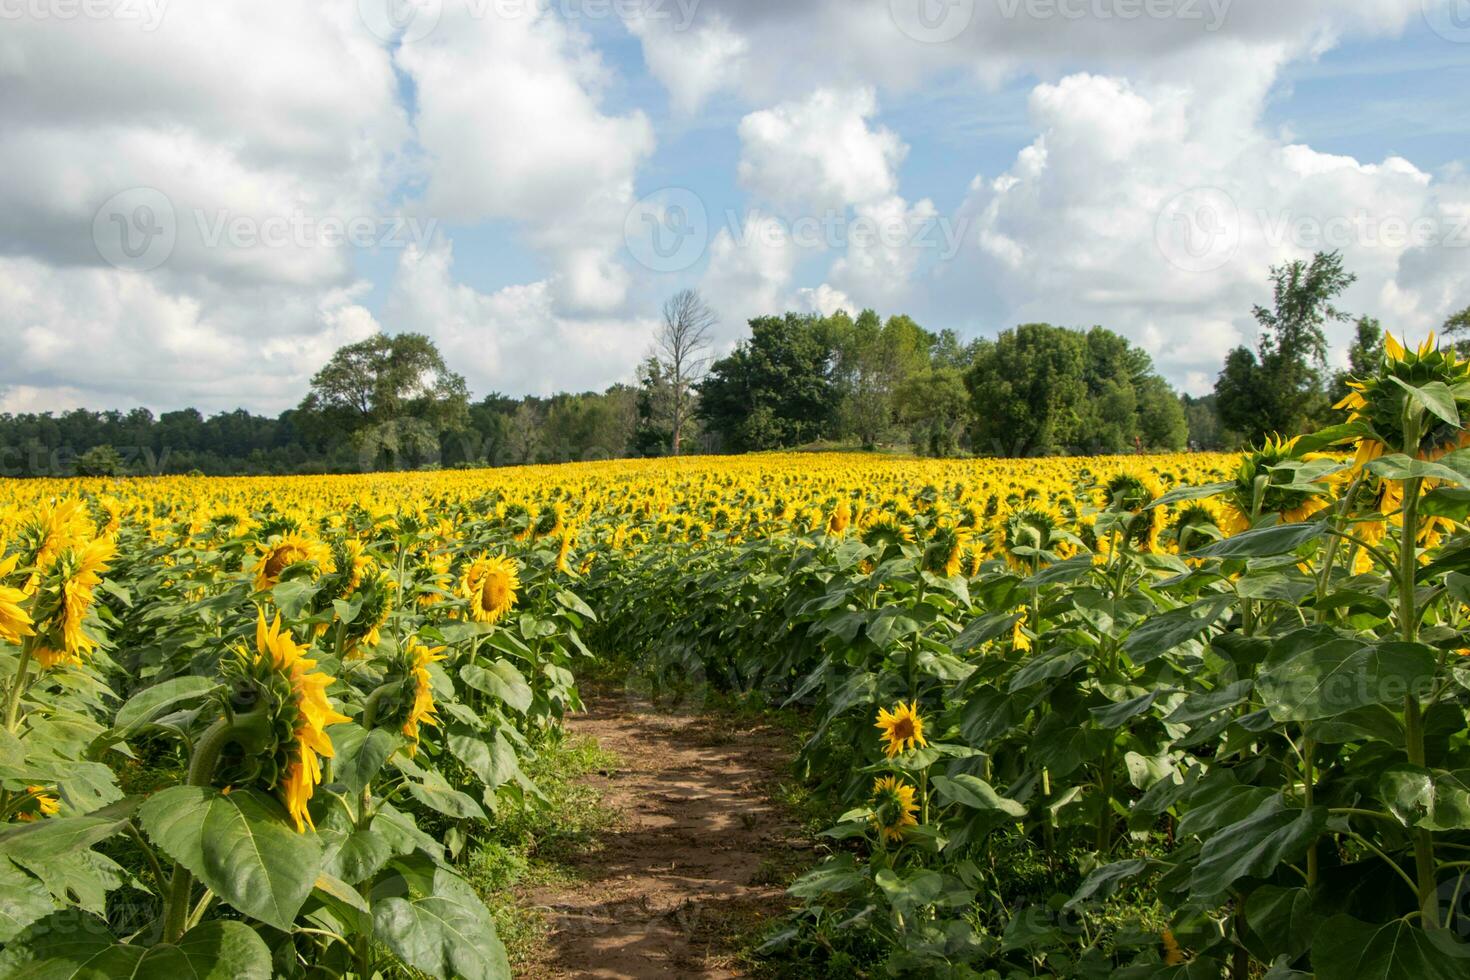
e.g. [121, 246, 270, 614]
[1312, 914, 1470, 980]
[372, 867, 509, 980]
[7, 919, 271, 980]
[1242, 885, 1317, 964]
[787, 855, 867, 899]
[1145, 481, 1235, 510]
[1390, 376, 1461, 429]
[1366, 453, 1469, 486]
[112, 677, 220, 734]
[1257, 629, 1436, 722]
[1065, 858, 1154, 909]
[0, 857, 55, 943]
[1379, 766, 1470, 831]
[460, 660, 532, 714]
[931, 775, 1026, 818]
[139, 787, 322, 932]
[1193, 521, 1324, 559]
[328, 723, 398, 797]
[1189, 796, 1326, 901]
[1122, 595, 1233, 663]
[950, 611, 1021, 653]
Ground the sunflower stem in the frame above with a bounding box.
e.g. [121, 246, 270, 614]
[1396, 475, 1440, 929]
[3, 635, 36, 733]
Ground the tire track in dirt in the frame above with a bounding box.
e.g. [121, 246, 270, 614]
[518, 694, 802, 979]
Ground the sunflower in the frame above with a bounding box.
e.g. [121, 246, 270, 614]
[998, 505, 1064, 572]
[875, 700, 928, 758]
[0, 553, 35, 645]
[921, 524, 969, 578]
[1102, 471, 1166, 553]
[252, 533, 329, 593]
[1219, 435, 1332, 531]
[1170, 500, 1226, 555]
[870, 775, 920, 842]
[400, 636, 446, 750]
[463, 553, 520, 625]
[31, 536, 115, 669]
[235, 610, 350, 832]
[1337, 332, 1470, 467]
[13, 785, 60, 822]
[827, 500, 852, 535]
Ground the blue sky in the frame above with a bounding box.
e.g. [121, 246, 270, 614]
[2, 0, 1468, 413]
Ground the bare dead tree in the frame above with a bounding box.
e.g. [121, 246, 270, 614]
[656, 289, 716, 455]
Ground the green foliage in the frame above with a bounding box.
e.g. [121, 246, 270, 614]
[964, 323, 1186, 455]
[1216, 251, 1358, 441]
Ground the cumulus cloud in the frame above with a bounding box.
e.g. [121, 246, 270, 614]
[396, 3, 655, 312]
[384, 240, 655, 398]
[947, 71, 1470, 391]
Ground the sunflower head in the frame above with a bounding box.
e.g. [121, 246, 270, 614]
[870, 775, 920, 843]
[253, 533, 328, 593]
[0, 552, 36, 645]
[998, 505, 1063, 571]
[921, 524, 968, 577]
[1170, 500, 1225, 554]
[875, 700, 928, 758]
[1102, 471, 1166, 552]
[1226, 435, 1331, 527]
[1337, 332, 1470, 466]
[219, 610, 350, 832]
[30, 536, 115, 669]
[463, 553, 520, 625]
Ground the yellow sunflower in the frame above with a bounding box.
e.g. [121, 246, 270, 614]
[0, 553, 35, 645]
[252, 533, 329, 593]
[870, 775, 920, 842]
[32, 536, 115, 669]
[875, 700, 928, 758]
[1337, 332, 1470, 468]
[463, 553, 520, 625]
[401, 636, 446, 750]
[249, 610, 349, 832]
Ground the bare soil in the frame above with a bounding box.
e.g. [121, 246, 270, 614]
[517, 693, 802, 979]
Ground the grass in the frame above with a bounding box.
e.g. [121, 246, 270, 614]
[459, 726, 620, 967]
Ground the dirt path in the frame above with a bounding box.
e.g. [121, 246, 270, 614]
[519, 693, 801, 979]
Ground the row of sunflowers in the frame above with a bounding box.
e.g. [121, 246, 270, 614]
[3, 333, 1470, 976]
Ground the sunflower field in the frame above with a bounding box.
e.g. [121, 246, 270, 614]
[5, 336, 1470, 977]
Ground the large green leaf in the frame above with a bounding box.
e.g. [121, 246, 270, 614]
[0, 856, 55, 943]
[1192, 521, 1324, 558]
[460, 660, 532, 714]
[372, 867, 509, 980]
[327, 723, 398, 798]
[1242, 885, 1317, 963]
[931, 774, 1026, 818]
[1257, 629, 1436, 722]
[1379, 766, 1470, 831]
[1312, 914, 1470, 980]
[1189, 796, 1326, 901]
[139, 787, 322, 932]
[112, 677, 220, 735]
[9, 919, 272, 980]
[787, 855, 867, 899]
[1122, 595, 1233, 662]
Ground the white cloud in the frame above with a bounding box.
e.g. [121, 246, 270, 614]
[396, 4, 654, 312]
[737, 87, 905, 213]
[384, 240, 655, 397]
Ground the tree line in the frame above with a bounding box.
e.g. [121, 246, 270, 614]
[7, 262, 1459, 476]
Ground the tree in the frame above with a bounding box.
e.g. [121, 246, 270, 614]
[301, 333, 469, 469]
[1213, 251, 1356, 442]
[75, 444, 125, 477]
[697, 313, 839, 451]
[653, 289, 715, 455]
[964, 323, 1185, 456]
[1180, 393, 1224, 450]
[1442, 305, 1470, 356]
[829, 311, 933, 449]
[894, 367, 970, 457]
